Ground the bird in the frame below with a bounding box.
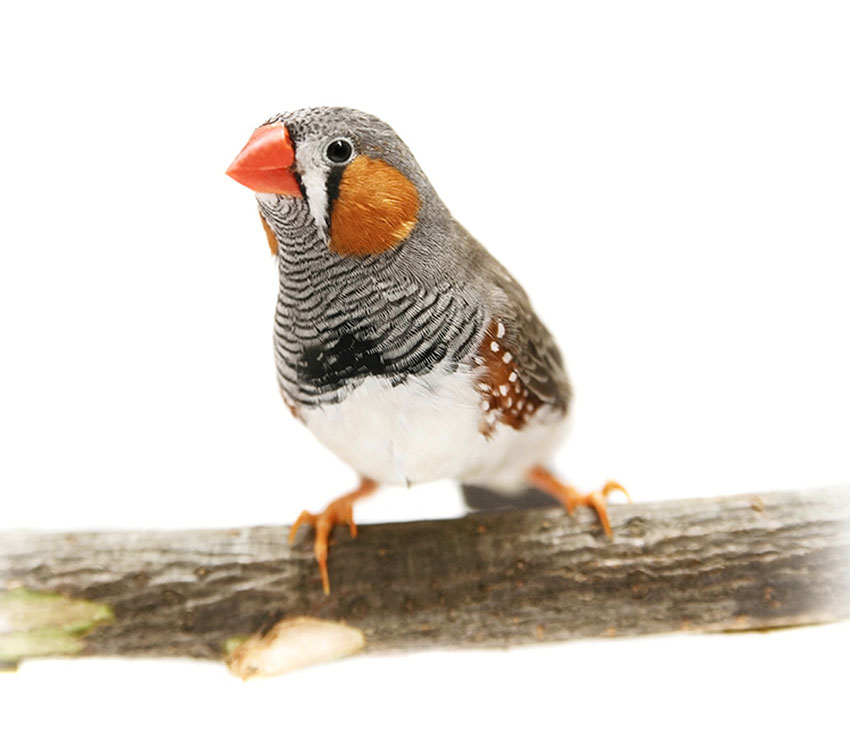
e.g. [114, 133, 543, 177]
[226, 107, 626, 594]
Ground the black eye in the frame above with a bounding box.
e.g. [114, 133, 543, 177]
[326, 139, 353, 164]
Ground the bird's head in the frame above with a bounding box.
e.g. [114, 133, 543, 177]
[227, 107, 435, 257]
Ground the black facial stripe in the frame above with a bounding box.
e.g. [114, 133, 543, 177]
[292, 170, 306, 199]
[325, 166, 345, 222]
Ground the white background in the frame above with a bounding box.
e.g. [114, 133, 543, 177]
[1, 1, 848, 742]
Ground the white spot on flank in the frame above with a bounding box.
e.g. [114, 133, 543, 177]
[502, 352, 513, 364]
[481, 400, 490, 411]
[506, 397, 513, 408]
[499, 384, 509, 396]
[496, 322, 505, 338]
[490, 341, 500, 353]
[508, 371, 518, 382]
[478, 382, 491, 392]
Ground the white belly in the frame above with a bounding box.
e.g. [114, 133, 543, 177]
[301, 364, 567, 490]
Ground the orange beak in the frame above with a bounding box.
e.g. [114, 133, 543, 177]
[226, 123, 302, 196]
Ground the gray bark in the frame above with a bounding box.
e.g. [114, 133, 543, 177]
[1, 486, 848, 668]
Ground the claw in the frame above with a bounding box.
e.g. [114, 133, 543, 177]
[288, 510, 312, 544]
[527, 466, 629, 538]
[288, 476, 377, 594]
[601, 480, 631, 503]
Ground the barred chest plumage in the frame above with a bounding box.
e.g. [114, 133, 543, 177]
[260, 195, 484, 410]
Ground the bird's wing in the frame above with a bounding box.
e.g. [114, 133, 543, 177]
[457, 226, 572, 414]
[495, 276, 572, 412]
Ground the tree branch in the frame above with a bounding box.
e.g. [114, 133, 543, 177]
[1, 486, 848, 676]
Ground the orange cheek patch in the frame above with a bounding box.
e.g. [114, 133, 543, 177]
[259, 212, 278, 256]
[329, 155, 420, 256]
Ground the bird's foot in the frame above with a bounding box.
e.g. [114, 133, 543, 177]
[288, 476, 378, 595]
[527, 466, 630, 537]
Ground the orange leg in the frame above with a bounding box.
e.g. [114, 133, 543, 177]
[289, 476, 378, 595]
[527, 465, 630, 537]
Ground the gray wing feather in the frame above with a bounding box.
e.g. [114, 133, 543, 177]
[455, 223, 572, 412]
